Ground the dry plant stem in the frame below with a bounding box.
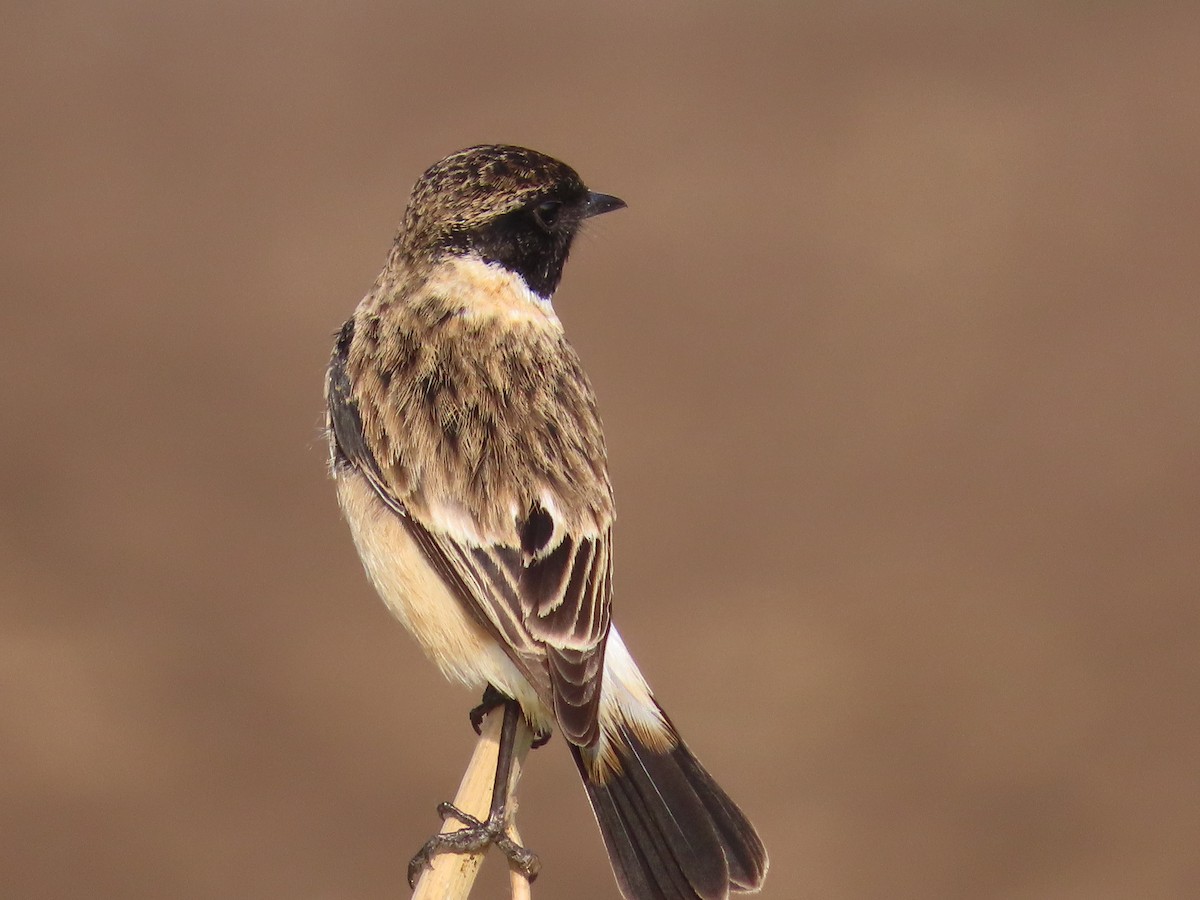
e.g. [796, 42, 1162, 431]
[411, 706, 534, 900]
[506, 820, 533, 900]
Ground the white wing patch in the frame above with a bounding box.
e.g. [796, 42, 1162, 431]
[423, 497, 506, 548]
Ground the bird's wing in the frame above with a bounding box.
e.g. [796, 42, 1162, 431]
[326, 317, 613, 747]
[404, 516, 612, 746]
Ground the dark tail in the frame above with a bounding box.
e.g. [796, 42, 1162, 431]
[570, 714, 769, 900]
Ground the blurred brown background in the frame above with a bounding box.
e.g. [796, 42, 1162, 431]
[3, 3, 1198, 898]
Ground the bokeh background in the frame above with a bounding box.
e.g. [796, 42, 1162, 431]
[3, 3, 1198, 898]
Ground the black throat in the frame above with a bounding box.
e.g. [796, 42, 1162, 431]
[447, 205, 580, 300]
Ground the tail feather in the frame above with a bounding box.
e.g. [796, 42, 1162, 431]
[672, 742, 769, 891]
[572, 719, 768, 900]
[587, 757, 699, 900]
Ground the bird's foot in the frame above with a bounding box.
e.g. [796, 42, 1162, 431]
[406, 801, 541, 888]
[468, 687, 551, 748]
[468, 686, 507, 735]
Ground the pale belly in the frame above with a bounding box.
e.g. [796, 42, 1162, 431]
[334, 470, 554, 734]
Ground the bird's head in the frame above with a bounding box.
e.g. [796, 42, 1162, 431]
[397, 144, 625, 299]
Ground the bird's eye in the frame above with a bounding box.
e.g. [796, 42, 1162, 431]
[532, 200, 562, 231]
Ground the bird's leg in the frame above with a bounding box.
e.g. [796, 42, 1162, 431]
[408, 699, 541, 888]
[469, 685, 552, 748]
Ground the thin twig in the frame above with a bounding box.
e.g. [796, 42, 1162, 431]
[411, 708, 535, 899]
[506, 819, 534, 900]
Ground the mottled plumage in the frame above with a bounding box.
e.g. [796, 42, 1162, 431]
[326, 145, 767, 899]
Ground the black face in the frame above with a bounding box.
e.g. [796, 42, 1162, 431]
[451, 184, 592, 299]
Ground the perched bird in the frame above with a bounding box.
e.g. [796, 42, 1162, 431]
[326, 144, 768, 900]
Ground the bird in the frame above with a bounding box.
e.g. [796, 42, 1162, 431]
[326, 144, 768, 900]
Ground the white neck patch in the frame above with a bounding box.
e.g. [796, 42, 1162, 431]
[426, 256, 562, 328]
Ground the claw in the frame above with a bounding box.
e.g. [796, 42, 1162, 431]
[468, 685, 506, 735]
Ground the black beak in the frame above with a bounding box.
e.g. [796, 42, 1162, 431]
[583, 191, 627, 218]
